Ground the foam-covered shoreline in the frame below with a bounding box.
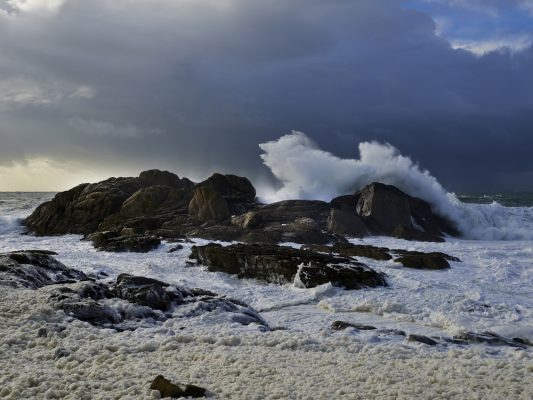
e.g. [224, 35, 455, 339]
[1, 287, 531, 400]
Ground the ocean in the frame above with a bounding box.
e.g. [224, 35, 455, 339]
[1, 191, 532, 398]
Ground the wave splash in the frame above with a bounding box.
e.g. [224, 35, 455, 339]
[258, 131, 533, 240]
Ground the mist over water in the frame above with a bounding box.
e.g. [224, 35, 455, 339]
[258, 131, 533, 240]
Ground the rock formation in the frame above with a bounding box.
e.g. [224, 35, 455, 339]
[25, 169, 460, 247]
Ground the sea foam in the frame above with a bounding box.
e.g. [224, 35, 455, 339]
[258, 131, 533, 240]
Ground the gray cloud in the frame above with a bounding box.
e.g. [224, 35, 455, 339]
[0, 0, 532, 192]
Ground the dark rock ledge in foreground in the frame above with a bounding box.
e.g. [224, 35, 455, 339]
[24, 169, 460, 249]
[1, 250, 267, 331]
[190, 243, 387, 289]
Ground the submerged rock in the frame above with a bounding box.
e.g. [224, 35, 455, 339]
[190, 243, 387, 289]
[331, 321, 377, 331]
[150, 375, 207, 398]
[88, 231, 161, 253]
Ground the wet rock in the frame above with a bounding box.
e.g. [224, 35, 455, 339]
[37, 328, 48, 337]
[331, 321, 377, 331]
[62, 301, 123, 325]
[88, 232, 161, 253]
[199, 173, 256, 203]
[188, 187, 230, 222]
[150, 375, 207, 398]
[326, 208, 367, 237]
[139, 169, 193, 189]
[113, 274, 184, 311]
[394, 253, 452, 270]
[303, 243, 392, 261]
[25, 177, 142, 235]
[0, 250, 87, 289]
[407, 334, 439, 346]
[453, 332, 529, 348]
[355, 182, 458, 241]
[167, 244, 184, 253]
[190, 243, 386, 289]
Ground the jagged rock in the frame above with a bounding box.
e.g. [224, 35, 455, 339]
[326, 208, 367, 236]
[118, 185, 184, 218]
[331, 321, 377, 331]
[199, 173, 256, 202]
[190, 243, 386, 289]
[303, 243, 393, 261]
[392, 225, 444, 243]
[231, 211, 263, 229]
[330, 194, 359, 212]
[167, 244, 184, 253]
[355, 182, 458, 241]
[139, 169, 194, 189]
[113, 274, 184, 311]
[0, 250, 87, 289]
[453, 332, 529, 348]
[88, 232, 161, 253]
[188, 187, 230, 222]
[150, 375, 207, 398]
[394, 253, 452, 270]
[407, 334, 439, 346]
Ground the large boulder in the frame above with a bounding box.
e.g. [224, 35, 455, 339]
[139, 169, 181, 188]
[25, 177, 142, 235]
[355, 182, 458, 241]
[88, 231, 161, 253]
[188, 187, 230, 222]
[190, 243, 387, 289]
[326, 209, 367, 237]
[199, 173, 256, 202]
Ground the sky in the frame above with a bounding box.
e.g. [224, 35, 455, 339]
[0, 0, 532, 192]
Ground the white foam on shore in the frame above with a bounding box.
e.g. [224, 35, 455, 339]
[1, 287, 531, 399]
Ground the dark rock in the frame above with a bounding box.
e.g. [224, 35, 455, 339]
[407, 334, 439, 346]
[118, 185, 184, 218]
[188, 187, 230, 222]
[394, 253, 451, 270]
[392, 225, 445, 243]
[331, 321, 377, 331]
[326, 209, 367, 237]
[199, 173, 256, 202]
[303, 243, 393, 261]
[330, 194, 359, 212]
[88, 232, 161, 253]
[25, 177, 142, 235]
[253, 200, 330, 226]
[150, 375, 207, 398]
[355, 182, 459, 241]
[167, 244, 184, 253]
[139, 169, 193, 189]
[62, 301, 122, 325]
[356, 183, 413, 233]
[190, 243, 386, 289]
[453, 332, 529, 348]
[37, 328, 48, 337]
[113, 274, 184, 311]
[0, 250, 87, 289]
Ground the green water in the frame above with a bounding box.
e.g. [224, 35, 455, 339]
[457, 192, 533, 207]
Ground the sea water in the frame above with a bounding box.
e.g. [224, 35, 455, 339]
[1, 191, 532, 344]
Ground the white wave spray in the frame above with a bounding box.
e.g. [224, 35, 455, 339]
[258, 131, 533, 240]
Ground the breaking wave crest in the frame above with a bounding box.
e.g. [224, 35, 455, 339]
[258, 131, 533, 240]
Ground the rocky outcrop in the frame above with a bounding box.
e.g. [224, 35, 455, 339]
[303, 242, 460, 269]
[24, 167, 461, 248]
[188, 187, 230, 222]
[355, 183, 458, 241]
[150, 375, 207, 399]
[2, 251, 267, 331]
[190, 243, 387, 289]
[139, 169, 194, 189]
[87, 231, 161, 252]
[0, 250, 87, 289]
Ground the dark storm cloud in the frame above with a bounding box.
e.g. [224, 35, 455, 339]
[0, 0, 532, 191]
